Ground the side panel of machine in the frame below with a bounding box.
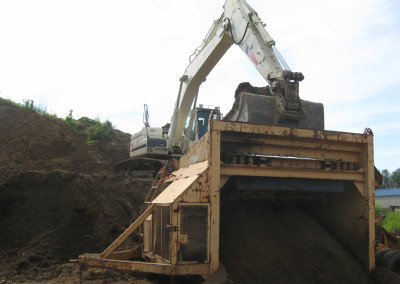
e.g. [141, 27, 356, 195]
[130, 127, 168, 158]
[177, 204, 210, 263]
[211, 120, 375, 270]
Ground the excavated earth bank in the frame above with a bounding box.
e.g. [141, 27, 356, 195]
[0, 103, 154, 283]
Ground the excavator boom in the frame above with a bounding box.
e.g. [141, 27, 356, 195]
[168, 0, 315, 155]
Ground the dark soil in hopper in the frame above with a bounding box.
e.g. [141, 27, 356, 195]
[220, 200, 374, 283]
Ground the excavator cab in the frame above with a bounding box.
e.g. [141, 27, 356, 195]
[184, 105, 221, 145]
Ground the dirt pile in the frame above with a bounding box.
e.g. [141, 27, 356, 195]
[0, 104, 128, 174]
[0, 103, 153, 281]
[220, 200, 398, 283]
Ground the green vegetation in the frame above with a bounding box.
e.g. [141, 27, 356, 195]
[65, 109, 75, 127]
[375, 169, 400, 232]
[64, 109, 114, 145]
[22, 99, 47, 114]
[87, 119, 114, 144]
[382, 212, 400, 232]
[22, 99, 58, 119]
[375, 202, 388, 217]
[376, 202, 400, 232]
[377, 168, 400, 189]
[1, 97, 115, 145]
[65, 111, 96, 131]
[0, 97, 57, 118]
[0, 97, 19, 107]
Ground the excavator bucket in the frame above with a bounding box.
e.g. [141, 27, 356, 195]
[224, 90, 325, 130]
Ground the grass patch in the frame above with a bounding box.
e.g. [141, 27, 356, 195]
[382, 212, 400, 232]
[1, 97, 57, 119]
[65, 110, 114, 145]
[376, 202, 400, 232]
[376, 202, 389, 216]
[2, 97, 116, 145]
[22, 99, 57, 119]
[0, 97, 19, 107]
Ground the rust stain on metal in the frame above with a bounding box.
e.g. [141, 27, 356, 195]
[289, 128, 298, 137]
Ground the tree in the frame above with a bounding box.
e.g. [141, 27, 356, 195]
[377, 168, 400, 189]
[379, 169, 392, 189]
[392, 168, 400, 188]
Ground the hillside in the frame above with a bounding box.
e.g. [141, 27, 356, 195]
[0, 101, 154, 283]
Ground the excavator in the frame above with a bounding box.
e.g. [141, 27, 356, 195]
[117, 0, 323, 169]
[79, 0, 379, 280]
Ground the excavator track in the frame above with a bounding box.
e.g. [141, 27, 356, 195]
[113, 158, 163, 177]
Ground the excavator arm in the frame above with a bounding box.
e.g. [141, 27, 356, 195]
[168, 17, 233, 153]
[168, 0, 306, 154]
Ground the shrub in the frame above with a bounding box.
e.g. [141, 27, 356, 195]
[65, 109, 79, 129]
[381, 211, 400, 232]
[376, 202, 400, 232]
[87, 119, 114, 144]
[375, 202, 389, 217]
[16, 99, 57, 119]
[1, 97, 52, 116]
[1, 97, 115, 145]
[23, 99, 48, 115]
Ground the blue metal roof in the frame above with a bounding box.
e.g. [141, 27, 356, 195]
[375, 188, 400, 197]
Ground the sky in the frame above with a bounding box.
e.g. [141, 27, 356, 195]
[0, 0, 399, 172]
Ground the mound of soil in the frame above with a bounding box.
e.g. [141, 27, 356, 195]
[220, 201, 372, 283]
[0, 105, 128, 174]
[0, 103, 153, 282]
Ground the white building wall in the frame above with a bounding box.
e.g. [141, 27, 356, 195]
[375, 196, 400, 208]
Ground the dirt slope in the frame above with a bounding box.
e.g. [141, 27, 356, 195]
[0, 103, 153, 282]
[0, 104, 128, 174]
